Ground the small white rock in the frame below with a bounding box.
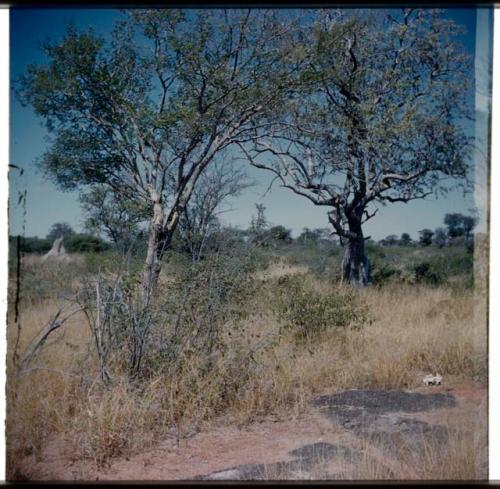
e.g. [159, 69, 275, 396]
[423, 373, 443, 386]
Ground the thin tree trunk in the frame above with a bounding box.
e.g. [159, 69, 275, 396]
[142, 202, 165, 301]
[342, 216, 370, 287]
[142, 203, 180, 301]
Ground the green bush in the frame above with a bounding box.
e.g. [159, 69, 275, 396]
[430, 250, 473, 277]
[371, 261, 401, 285]
[82, 250, 140, 274]
[365, 242, 387, 261]
[413, 262, 443, 285]
[409, 249, 472, 287]
[76, 239, 260, 379]
[272, 274, 367, 341]
[65, 234, 111, 253]
[9, 236, 52, 255]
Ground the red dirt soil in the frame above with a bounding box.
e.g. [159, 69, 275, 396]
[18, 382, 486, 481]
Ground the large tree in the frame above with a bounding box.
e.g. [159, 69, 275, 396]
[238, 9, 473, 285]
[17, 9, 295, 298]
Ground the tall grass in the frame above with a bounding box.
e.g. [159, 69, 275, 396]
[6, 254, 487, 480]
[337, 402, 488, 480]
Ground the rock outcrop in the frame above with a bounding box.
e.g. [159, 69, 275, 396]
[310, 389, 455, 455]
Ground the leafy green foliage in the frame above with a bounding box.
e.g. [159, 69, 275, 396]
[433, 227, 448, 248]
[46, 222, 75, 241]
[9, 233, 110, 255]
[151, 250, 256, 369]
[379, 234, 399, 246]
[76, 230, 260, 379]
[400, 233, 412, 246]
[65, 234, 111, 253]
[9, 236, 52, 255]
[266, 225, 293, 244]
[419, 229, 434, 246]
[80, 185, 149, 251]
[363, 241, 474, 287]
[272, 274, 367, 341]
[444, 213, 478, 239]
[371, 262, 401, 285]
[413, 262, 443, 285]
[16, 10, 297, 292]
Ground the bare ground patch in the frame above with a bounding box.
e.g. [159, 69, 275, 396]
[18, 383, 486, 481]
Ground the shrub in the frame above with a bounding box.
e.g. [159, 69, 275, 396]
[409, 249, 473, 287]
[413, 262, 443, 285]
[147, 247, 257, 373]
[370, 262, 401, 286]
[280, 242, 341, 279]
[365, 242, 387, 261]
[76, 237, 258, 380]
[9, 255, 90, 305]
[65, 234, 111, 253]
[272, 274, 367, 341]
[9, 236, 52, 255]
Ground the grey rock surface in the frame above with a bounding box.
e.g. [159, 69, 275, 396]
[310, 389, 456, 414]
[197, 442, 361, 480]
[310, 389, 454, 455]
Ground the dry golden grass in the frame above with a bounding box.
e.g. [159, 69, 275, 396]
[6, 297, 91, 476]
[336, 400, 488, 480]
[6, 260, 488, 480]
[254, 259, 309, 280]
[221, 279, 486, 423]
[253, 400, 488, 480]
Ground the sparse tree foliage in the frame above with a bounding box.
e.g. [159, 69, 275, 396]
[462, 215, 478, 241]
[239, 9, 473, 285]
[297, 227, 321, 245]
[433, 227, 448, 248]
[380, 234, 399, 246]
[175, 158, 251, 262]
[80, 185, 148, 252]
[248, 203, 269, 244]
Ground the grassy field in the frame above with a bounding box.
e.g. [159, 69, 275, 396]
[6, 239, 488, 480]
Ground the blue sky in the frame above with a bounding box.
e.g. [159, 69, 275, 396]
[9, 8, 490, 240]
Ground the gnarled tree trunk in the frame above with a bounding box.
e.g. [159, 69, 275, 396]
[341, 214, 370, 287]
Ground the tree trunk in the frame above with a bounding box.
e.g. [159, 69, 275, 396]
[342, 217, 370, 287]
[142, 203, 180, 301]
[143, 202, 166, 301]
[143, 224, 162, 302]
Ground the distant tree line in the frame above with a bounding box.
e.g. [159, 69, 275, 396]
[378, 213, 478, 248]
[11, 209, 477, 260]
[10, 222, 110, 255]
